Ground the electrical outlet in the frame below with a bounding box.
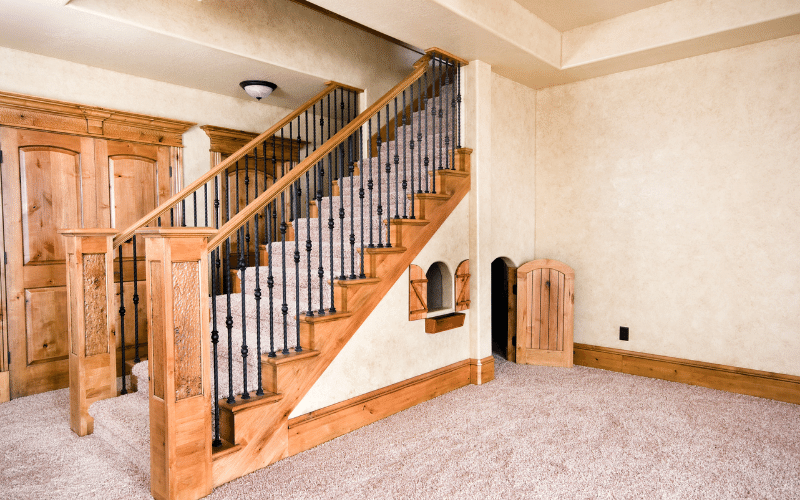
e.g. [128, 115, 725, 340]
[620, 326, 629, 341]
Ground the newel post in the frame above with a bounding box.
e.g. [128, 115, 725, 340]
[139, 228, 215, 500]
[60, 228, 117, 437]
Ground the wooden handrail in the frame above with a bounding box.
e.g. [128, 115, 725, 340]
[207, 53, 435, 250]
[113, 81, 359, 248]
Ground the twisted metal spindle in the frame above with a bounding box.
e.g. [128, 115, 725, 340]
[118, 245, 127, 395]
[393, 97, 400, 220]
[375, 114, 383, 248]
[132, 237, 140, 363]
[385, 104, 392, 247]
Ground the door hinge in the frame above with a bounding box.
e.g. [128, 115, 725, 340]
[7, 351, 10, 365]
[0, 149, 4, 164]
[169, 166, 173, 177]
[3, 252, 6, 265]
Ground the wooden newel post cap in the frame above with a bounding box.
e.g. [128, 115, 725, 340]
[58, 228, 118, 237]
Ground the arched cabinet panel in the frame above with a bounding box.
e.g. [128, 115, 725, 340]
[516, 259, 574, 367]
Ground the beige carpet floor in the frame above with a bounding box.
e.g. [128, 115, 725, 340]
[1, 356, 799, 500]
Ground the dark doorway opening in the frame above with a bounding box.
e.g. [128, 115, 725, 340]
[491, 257, 516, 360]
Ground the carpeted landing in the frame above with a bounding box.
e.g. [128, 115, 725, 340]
[1, 357, 799, 499]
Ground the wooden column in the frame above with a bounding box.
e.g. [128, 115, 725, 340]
[139, 228, 215, 500]
[59, 228, 117, 437]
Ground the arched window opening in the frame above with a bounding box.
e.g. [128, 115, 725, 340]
[426, 261, 452, 313]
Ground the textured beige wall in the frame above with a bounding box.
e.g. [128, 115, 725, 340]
[0, 46, 290, 188]
[490, 73, 537, 268]
[70, 0, 419, 106]
[536, 35, 800, 375]
[293, 197, 470, 416]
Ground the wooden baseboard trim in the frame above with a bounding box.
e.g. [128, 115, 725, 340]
[469, 356, 495, 385]
[287, 359, 471, 455]
[574, 343, 800, 405]
[0, 371, 9, 403]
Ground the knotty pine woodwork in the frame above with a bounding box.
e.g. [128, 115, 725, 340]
[454, 259, 470, 311]
[60, 229, 117, 436]
[425, 312, 465, 333]
[287, 359, 471, 455]
[469, 356, 495, 385]
[408, 264, 428, 320]
[1, 126, 174, 398]
[140, 228, 215, 500]
[0, 371, 8, 403]
[0, 91, 194, 147]
[574, 343, 800, 405]
[507, 266, 517, 363]
[516, 259, 574, 368]
[207, 148, 471, 490]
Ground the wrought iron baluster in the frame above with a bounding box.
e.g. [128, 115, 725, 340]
[385, 104, 392, 247]
[403, 87, 410, 219]
[253, 151, 263, 396]
[445, 57, 451, 171]
[358, 125, 366, 278]
[210, 246, 221, 446]
[393, 97, 400, 220]
[375, 114, 383, 248]
[367, 119, 375, 249]
[224, 172, 234, 404]
[409, 82, 416, 218]
[280, 129, 289, 355]
[417, 76, 423, 195]
[118, 245, 127, 395]
[438, 57, 445, 172]
[294, 115, 302, 351]
[424, 69, 430, 193]
[181, 199, 186, 227]
[306, 108, 314, 317]
[267, 199, 275, 357]
[431, 60, 437, 193]
[317, 157, 325, 315]
[457, 61, 462, 149]
[132, 238, 140, 364]
[327, 144, 336, 313]
[204, 183, 209, 227]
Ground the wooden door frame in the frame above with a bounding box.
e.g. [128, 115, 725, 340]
[0, 91, 194, 400]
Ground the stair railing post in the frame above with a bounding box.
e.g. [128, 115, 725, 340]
[60, 228, 118, 437]
[139, 227, 215, 500]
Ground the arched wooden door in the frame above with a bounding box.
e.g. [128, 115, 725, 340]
[516, 259, 574, 367]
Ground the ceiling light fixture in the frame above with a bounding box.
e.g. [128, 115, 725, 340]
[239, 80, 277, 100]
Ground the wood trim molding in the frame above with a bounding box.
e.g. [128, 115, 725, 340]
[287, 359, 471, 455]
[574, 343, 800, 405]
[0, 371, 9, 403]
[200, 125, 258, 156]
[0, 91, 195, 147]
[469, 356, 495, 385]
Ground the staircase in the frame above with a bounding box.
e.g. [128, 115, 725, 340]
[74, 48, 470, 500]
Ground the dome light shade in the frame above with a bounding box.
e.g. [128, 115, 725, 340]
[240, 80, 277, 100]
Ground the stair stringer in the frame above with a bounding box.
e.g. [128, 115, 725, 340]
[211, 154, 471, 488]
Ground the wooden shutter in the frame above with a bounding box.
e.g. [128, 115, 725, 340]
[454, 260, 470, 311]
[409, 265, 428, 320]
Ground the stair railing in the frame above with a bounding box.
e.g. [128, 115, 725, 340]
[110, 81, 362, 394]
[142, 48, 467, 500]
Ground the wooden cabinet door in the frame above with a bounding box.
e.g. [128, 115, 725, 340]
[97, 140, 172, 372]
[516, 259, 574, 367]
[1, 128, 98, 397]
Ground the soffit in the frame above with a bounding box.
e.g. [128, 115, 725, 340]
[512, 0, 672, 31]
[0, 0, 327, 109]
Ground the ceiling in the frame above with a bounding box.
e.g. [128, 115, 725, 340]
[0, 0, 328, 109]
[512, 0, 673, 31]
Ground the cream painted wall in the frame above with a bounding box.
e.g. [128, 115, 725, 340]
[536, 34, 800, 376]
[293, 197, 471, 416]
[0, 46, 290, 187]
[490, 73, 537, 268]
[69, 0, 419, 106]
